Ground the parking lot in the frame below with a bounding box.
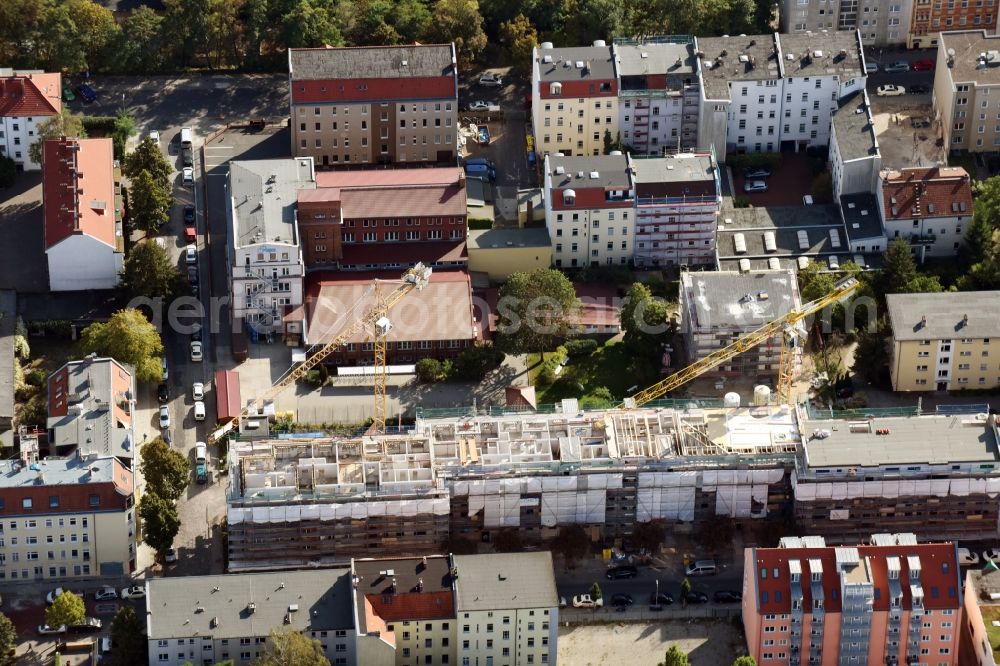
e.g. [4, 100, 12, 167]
[558, 620, 745, 666]
[732, 153, 819, 207]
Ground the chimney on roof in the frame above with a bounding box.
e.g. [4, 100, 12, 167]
[920, 315, 927, 328]
[963, 314, 969, 327]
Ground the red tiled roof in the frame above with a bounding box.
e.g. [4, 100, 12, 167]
[43, 138, 118, 250]
[0, 73, 60, 117]
[316, 168, 463, 189]
[339, 241, 467, 266]
[340, 183, 467, 219]
[214, 370, 241, 423]
[751, 542, 961, 615]
[880, 166, 972, 220]
[365, 591, 454, 622]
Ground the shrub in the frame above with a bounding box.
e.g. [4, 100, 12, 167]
[303, 369, 324, 388]
[415, 358, 445, 383]
[451, 346, 504, 381]
[81, 116, 118, 136]
[733, 195, 751, 208]
[565, 338, 599, 357]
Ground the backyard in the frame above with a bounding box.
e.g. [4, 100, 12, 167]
[984, 605, 1000, 663]
[528, 339, 663, 407]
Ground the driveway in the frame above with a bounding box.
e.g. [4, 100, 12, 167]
[0, 174, 48, 293]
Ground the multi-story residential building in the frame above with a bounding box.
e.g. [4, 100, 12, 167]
[542, 153, 635, 268]
[303, 269, 478, 365]
[352, 555, 457, 666]
[632, 152, 721, 268]
[146, 569, 356, 666]
[614, 40, 700, 153]
[453, 552, 559, 666]
[795, 409, 1000, 541]
[467, 227, 552, 281]
[47, 355, 136, 461]
[0, 68, 61, 171]
[226, 158, 316, 335]
[298, 168, 468, 271]
[780, 0, 913, 46]
[910, 0, 997, 47]
[43, 138, 124, 291]
[887, 290, 1000, 391]
[829, 91, 881, 200]
[679, 269, 804, 378]
[0, 451, 135, 580]
[532, 42, 619, 157]
[935, 30, 1000, 152]
[877, 166, 973, 261]
[696, 31, 866, 156]
[288, 44, 458, 167]
[743, 534, 961, 666]
[962, 566, 1000, 666]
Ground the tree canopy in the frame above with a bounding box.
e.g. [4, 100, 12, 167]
[140, 437, 191, 501]
[732, 657, 757, 666]
[120, 240, 184, 302]
[495, 268, 578, 357]
[129, 169, 173, 234]
[125, 137, 172, 190]
[620, 282, 673, 364]
[79, 308, 164, 383]
[45, 591, 86, 628]
[139, 491, 181, 557]
[28, 108, 87, 165]
[0, 612, 16, 665]
[251, 629, 331, 666]
[658, 646, 691, 666]
[110, 607, 146, 665]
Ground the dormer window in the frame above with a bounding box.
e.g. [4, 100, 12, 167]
[563, 189, 576, 205]
[550, 82, 562, 96]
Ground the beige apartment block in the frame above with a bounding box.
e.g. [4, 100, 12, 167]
[936, 31, 1000, 152]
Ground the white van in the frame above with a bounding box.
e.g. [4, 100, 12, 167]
[685, 559, 718, 576]
[193, 401, 205, 421]
[180, 127, 193, 148]
[161, 357, 168, 382]
[194, 442, 207, 464]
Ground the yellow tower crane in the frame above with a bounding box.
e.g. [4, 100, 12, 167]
[209, 263, 433, 443]
[619, 276, 860, 410]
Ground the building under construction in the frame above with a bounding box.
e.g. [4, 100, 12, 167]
[225, 400, 1000, 571]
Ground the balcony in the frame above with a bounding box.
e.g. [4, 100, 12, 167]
[909, 234, 936, 245]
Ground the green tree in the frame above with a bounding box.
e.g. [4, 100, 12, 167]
[110, 607, 146, 665]
[139, 491, 181, 557]
[875, 238, 942, 304]
[428, 0, 488, 65]
[162, 0, 212, 68]
[28, 108, 87, 166]
[129, 170, 173, 233]
[45, 591, 86, 628]
[66, 0, 120, 72]
[587, 581, 602, 601]
[733, 657, 757, 666]
[112, 108, 137, 159]
[851, 318, 891, 386]
[141, 437, 191, 501]
[393, 0, 433, 42]
[79, 308, 164, 383]
[251, 629, 331, 666]
[282, 0, 344, 49]
[0, 612, 17, 665]
[680, 577, 692, 598]
[0, 154, 15, 188]
[658, 645, 692, 666]
[125, 137, 172, 190]
[962, 228, 1000, 290]
[120, 240, 183, 301]
[555, 0, 624, 46]
[619, 282, 673, 363]
[415, 358, 445, 383]
[496, 268, 578, 359]
[117, 6, 165, 73]
[451, 345, 504, 380]
[38, 2, 87, 73]
[550, 524, 589, 566]
[0, 0, 48, 67]
[348, 0, 400, 46]
[499, 13, 537, 72]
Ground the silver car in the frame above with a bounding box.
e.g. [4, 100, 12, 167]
[744, 180, 768, 193]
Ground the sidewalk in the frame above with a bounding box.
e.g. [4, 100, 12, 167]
[560, 604, 740, 624]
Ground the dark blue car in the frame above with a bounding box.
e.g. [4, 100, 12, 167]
[75, 84, 97, 103]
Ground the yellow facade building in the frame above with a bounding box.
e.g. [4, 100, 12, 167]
[467, 228, 552, 282]
[887, 291, 1000, 391]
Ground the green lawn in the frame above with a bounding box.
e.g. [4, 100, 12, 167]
[984, 605, 1000, 663]
[529, 340, 660, 405]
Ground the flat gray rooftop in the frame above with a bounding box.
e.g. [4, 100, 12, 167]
[840, 193, 884, 242]
[615, 43, 697, 77]
[940, 31, 1000, 87]
[0, 455, 115, 488]
[777, 31, 865, 80]
[632, 154, 715, 184]
[536, 45, 617, 82]
[548, 154, 631, 189]
[888, 291, 1000, 341]
[453, 552, 558, 611]
[716, 205, 849, 260]
[230, 158, 315, 248]
[681, 269, 800, 331]
[803, 415, 1000, 468]
[697, 34, 780, 100]
[833, 92, 878, 161]
[468, 226, 551, 250]
[290, 45, 455, 81]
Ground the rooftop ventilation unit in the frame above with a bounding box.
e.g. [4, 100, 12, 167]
[734, 233, 747, 254]
[813, 50, 823, 58]
[797, 230, 810, 250]
[575, 61, 585, 69]
[829, 228, 841, 248]
[542, 55, 553, 64]
[763, 231, 777, 253]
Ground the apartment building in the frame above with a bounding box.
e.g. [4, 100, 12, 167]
[935, 31, 1000, 152]
[299, 168, 468, 271]
[227, 158, 316, 336]
[780, 0, 913, 46]
[43, 138, 124, 291]
[303, 269, 478, 365]
[0, 68, 61, 171]
[614, 40, 700, 153]
[288, 44, 458, 167]
[47, 355, 136, 461]
[887, 290, 1000, 391]
[962, 567, 1000, 666]
[877, 166, 973, 261]
[542, 153, 635, 268]
[532, 42, 619, 157]
[910, 0, 998, 47]
[632, 152, 721, 268]
[743, 534, 961, 666]
[352, 555, 456, 666]
[696, 31, 866, 156]
[840, 192, 888, 254]
[146, 570, 357, 666]
[829, 90, 881, 200]
[679, 269, 804, 378]
[0, 452, 135, 580]
[453, 552, 559, 666]
[795, 410, 1000, 542]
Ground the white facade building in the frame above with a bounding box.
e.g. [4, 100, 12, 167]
[0, 69, 61, 171]
[227, 158, 316, 335]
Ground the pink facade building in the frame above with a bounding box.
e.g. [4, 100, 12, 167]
[743, 534, 961, 666]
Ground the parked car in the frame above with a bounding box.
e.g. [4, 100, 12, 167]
[610, 593, 634, 607]
[884, 61, 911, 73]
[478, 73, 503, 87]
[465, 157, 496, 169]
[187, 266, 198, 284]
[193, 400, 206, 421]
[912, 58, 935, 71]
[157, 382, 169, 403]
[910, 117, 931, 128]
[649, 592, 675, 606]
[959, 547, 981, 566]
[185, 244, 197, 264]
[182, 166, 194, 186]
[908, 84, 930, 95]
[46, 588, 81, 604]
[195, 442, 209, 484]
[605, 565, 638, 580]
[38, 624, 66, 635]
[190, 323, 202, 342]
[478, 126, 491, 145]
[744, 180, 768, 193]
[75, 83, 97, 102]
[467, 101, 490, 111]
[181, 145, 193, 168]
[684, 591, 710, 604]
[685, 559, 718, 576]
[121, 586, 146, 600]
[148, 129, 160, 143]
[572, 594, 603, 608]
[61, 85, 75, 102]
[190, 341, 203, 362]
[94, 586, 118, 601]
[192, 382, 204, 401]
[164, 548, 178, 564]
[983, 548, 1000, 564]
[864, 61, 879, 73]
[68, 618, 102, 634]
[743, 167, 771, 179]
[876, 84, 906, 97]
[713, 590, 743, 603]
[158, 404, 170, 429]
